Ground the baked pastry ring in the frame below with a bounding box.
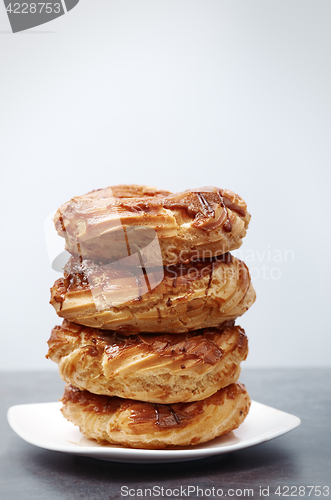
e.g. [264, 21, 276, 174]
[61, 382, 251, 449]
[47, 320, 248, 404]
[50, 254, 256, 333]
[54, 185, 250, 266]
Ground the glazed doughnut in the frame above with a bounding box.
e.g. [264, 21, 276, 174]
[47, 320, 248, 404]
[54, 185, 250, 266]
[50, 254, 256, 333]
[61, 382, 251, 449]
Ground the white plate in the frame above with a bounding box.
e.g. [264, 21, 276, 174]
[7, 401, 300, 463]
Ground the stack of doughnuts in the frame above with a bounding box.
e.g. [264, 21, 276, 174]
[47, 185, 255, 449]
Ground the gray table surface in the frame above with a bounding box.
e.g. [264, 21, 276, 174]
[0, 369, 330, 499]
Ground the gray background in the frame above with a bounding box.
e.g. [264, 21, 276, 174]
[0, 0, 330, 370]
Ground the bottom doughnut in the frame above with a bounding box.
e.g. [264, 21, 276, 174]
[61, 382, 251, 449]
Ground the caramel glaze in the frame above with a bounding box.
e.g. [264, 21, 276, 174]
[62, 382, 246, 430]
[48, 319, 248, 367]
[83, 185, 172, 200]
[51, 253, 234, 309]
[57, 187, 247, 236]
[62, 384, 124, 414]
[115, 188, 246, 232]
[192, 191, 232, 232]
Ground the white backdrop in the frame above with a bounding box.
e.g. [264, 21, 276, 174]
[1, 0, 330, 370]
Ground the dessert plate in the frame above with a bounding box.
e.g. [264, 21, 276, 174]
[7, 401, 300, 463]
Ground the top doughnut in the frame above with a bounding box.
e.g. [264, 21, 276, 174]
[54, 185, 250, 266]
